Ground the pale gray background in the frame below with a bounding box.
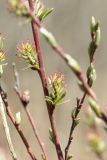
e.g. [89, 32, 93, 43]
[0, 0, 107, 160]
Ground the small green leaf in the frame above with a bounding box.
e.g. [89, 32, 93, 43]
[41, 154, 46, 160]
[95, 25, 101, 46]
[54, 92, 66, 105]
[45, 96, 54, 105]
[0, 35, 4, 50]
[90, 16, 96, 34]
[39, 8, 54, 21]
[74, 118, 80, 128]
[65, 54, 82, 75]
[49, 128, 55, 144]
[71, 107, 76, 119]
[67, 155, 73, 160]
[0, 65, 3, 78]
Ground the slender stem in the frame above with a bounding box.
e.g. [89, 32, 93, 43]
[12, 63, 48, 160]
[65, 93, 86, 159]
[0, 95, 18, 160]
[25, 107, 48, 158]
[27, 0, 64, 159]
[97, 152, 105, 160]
[0, 86, 37, 160]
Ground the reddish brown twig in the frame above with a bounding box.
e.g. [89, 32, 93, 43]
[12, 63, 48, 160]
[0, 86, 37, 160]
[27, 0, 64, 160]
[65, 93, 86, 159]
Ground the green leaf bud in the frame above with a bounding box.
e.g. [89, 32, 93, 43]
[65, 54, 82, 75]
[40, 27, 57, 46]
[88, 97, 101, 117]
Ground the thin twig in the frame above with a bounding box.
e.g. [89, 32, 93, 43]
[27, 0, 64, 160]
[65, 93, 86, 159]
[12, 63, 48, 160]
[0, 86, 38, 160]
[0, 94, 18, 160]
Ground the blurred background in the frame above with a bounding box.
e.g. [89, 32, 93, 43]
[0, 0, 107, 159]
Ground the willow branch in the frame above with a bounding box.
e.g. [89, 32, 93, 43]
[27, 0, 64, 159]
[65, 93, 86, 159]
[0, 94, 18, 160]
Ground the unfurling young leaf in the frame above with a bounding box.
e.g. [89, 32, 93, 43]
[38, 8, 54, 21]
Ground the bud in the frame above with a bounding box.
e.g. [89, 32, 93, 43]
[85, 107, 96, 127]
[90, 16, 96, 34]
[88, 97, 101, 117]
[21, 90, 30, 107]
[16, 40, 39, 70]
[87, 63, 96, 87]
[65, 54, 82, 76]
[8, 0, 28, 17]
[0, 51, 5, 63]
[95, 25, 101, 46]
[40, 27, 57, 46]
[71, 107, 76, 119]
[67, 155, 73, 160]
[73, 118, 80, 128]
[49, 128, 55, 144]
[0, 48, 6, 78]
[88, 133, 106, 154]
[35, 0, 54, 21]
[15, 112, 21, 125]
[0, 34, 4, 50]
[46, 72, 66, 105]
